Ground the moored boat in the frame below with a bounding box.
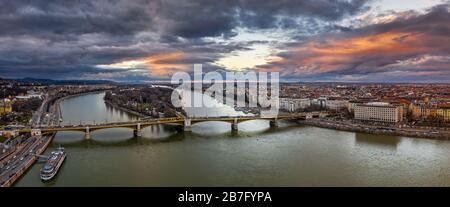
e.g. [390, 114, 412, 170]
[40, 147, 66, 181]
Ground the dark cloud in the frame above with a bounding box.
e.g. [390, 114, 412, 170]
[259, 3, 450, 82]
[153, 0, 372, 38]
[237, 0, 371, 28]
[0, 0, 160, 36]
[8, 0, 444, 82]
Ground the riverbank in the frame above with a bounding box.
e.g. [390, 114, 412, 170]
[57, 90, 110, 103]
[36, 90, 112, 126]
[55, 90, 112, 116]
[103, 100, 147, 118]
[302, 119, 450, 140]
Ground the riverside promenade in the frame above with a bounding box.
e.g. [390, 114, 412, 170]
[302, 119, 450, 140]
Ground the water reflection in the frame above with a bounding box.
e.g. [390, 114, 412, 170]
[355, 133, 401, 148]
[53, 132, 187, 149]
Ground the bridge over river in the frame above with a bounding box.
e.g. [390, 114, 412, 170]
[21, 112, 329, 139]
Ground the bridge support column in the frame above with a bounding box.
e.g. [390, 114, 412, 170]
[134, 123, 142, 137]
[85, 126, 91, 140]
[270, 119, 279, 128]
[231, 123, 238, 131]
[184, 118, 192, 132]
[231, 118, 238, 132]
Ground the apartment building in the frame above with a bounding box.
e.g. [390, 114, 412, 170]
[0, 99, 12, 115]
[280, 98, 311, 112]
[354, 102, 403, 123]
[411, 105, 450, 122]
[326, 100, 349, 111]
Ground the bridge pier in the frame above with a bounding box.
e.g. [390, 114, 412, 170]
[270, 119, 279, 128]
[133, 130, 142, 137]
[85, 126, 91, 140]
[231, 118, 238, 132]
[184, 118, 192, 132]
[231, 123, 238, 131]
[134, 123, 142, 137]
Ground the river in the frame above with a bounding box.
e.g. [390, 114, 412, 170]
[15, 92, 450, 186]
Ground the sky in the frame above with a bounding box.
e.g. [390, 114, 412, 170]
[0, 0, 449, 83]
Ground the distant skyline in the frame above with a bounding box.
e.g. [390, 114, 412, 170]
[0, 0, 449, 83]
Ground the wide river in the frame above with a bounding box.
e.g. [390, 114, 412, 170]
[16, 92, 450, 186]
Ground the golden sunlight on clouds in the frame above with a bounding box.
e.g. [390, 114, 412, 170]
[96, 52, 187, 77]
[141, 52, 187, 76]
[270, 32, 426, 74]
[214, 44, 277, 71]
[304, 32, 422, 57]
[96, 60, 148, 69]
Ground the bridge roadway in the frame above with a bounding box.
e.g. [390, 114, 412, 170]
[19, 112, 328, 139]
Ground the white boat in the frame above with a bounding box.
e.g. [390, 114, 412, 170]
[40, 147, 66, 181]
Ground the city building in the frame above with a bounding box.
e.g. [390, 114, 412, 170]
[354, 102, 404, 123]
[0, 99, 12, 115]
[315, 98, 327, 109]
[15, 91, 43, 99]
[326, 100, 349, 111]
[347, 100, 365, 113]
[411, 105, 450, 122]
[279, 98, 311, 112]
[0, 130, 17, 138]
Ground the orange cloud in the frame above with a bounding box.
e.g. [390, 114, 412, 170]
[291, 32, 425, 73]
[141, 52, 188, 76]
[309, 32, 420, 55]
[258, 31, 436, 77]
[97, 51, 189, 77]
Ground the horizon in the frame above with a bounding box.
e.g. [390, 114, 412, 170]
[1, 0, 449, 83]
[3, 76, 450, 85]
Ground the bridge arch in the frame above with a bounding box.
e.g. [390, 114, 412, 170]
[190, 118, 276, 125]
[88, 125, 137, 132]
